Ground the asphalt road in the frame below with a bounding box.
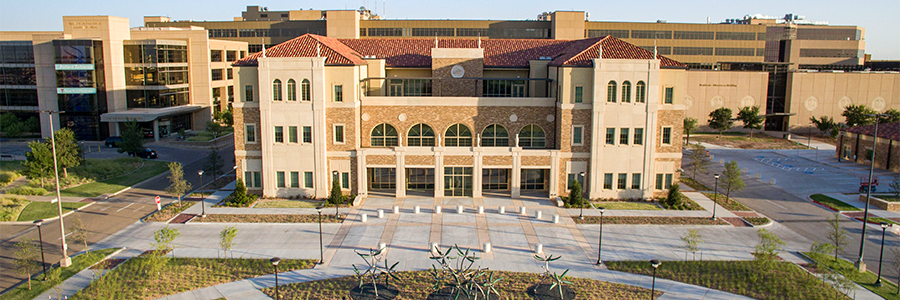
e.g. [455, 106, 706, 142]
[0, 144, 234, 292]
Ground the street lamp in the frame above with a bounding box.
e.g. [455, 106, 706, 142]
[712, 174, 720, 220]
[596, 207, 606, 265]
[579, 172, 586, 220]
[876, 222, 892, 286]
[650, 259, 661, 300]
[807, 123, 813, 150]
[41, 110, 71, 267]
[856, 113, 888, 272]
[198, 170, 205, 217]
[332, 170, 340, 218]
[270, 257, 281, 300]
[316, 206, 324, 265]
[34, 220, 47, 280]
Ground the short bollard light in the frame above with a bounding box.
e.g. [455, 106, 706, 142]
[457, 205, 464, 214]
[535, 210, 542, 220]
[377, 209, 385, 218]
[360, 214, 368, 223]
[483, 242, 492, 253]
[414, 206, 420, 214]
[650, 259, 662, 300]
[553, 214, 560, 224]
[431, 242, 440, 254]
[270, 257, 282, 300]
[435, 206, 442, 214]
[535, 243, 543, 254]
[519, 206, 527, 215]
[379, 242, 387, 251]
[499, 206, 506, 214]
[393, 205, 400, 214]
[478, 206, 484, 214]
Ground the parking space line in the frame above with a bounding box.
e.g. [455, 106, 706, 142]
[116, 203, 135, 212]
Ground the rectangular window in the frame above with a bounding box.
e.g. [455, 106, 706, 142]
[632, 174, 641, 189]
[254, 172, 261, 188]
[665, 174, 673, 189]
[342, 172, 350, 189]
[572, 126, 583, 146]
[865, 149, 874, 161]
[606, 128, 615, 145]
[304, 171, 314, 188]
[210, 50, 223, 62]
[289, 126, 298, 143]
[244, 171, 252, 187]
[334, 85, 343, 102]
[334, 125, 345, 143]
[656, 174, 664, 190]
[290, 171, 299, 188]
[303, 126, 312, 143]
[276, 171, 285, 188]
[245, 125, 256, 142]
[245, 171, 261, 188]
[617, 173, 627, 190]
[620, 128, 630, 145]
[244, 85, 253, 102]
[274, 126, 283, 143]
[634, 128, 644, 145]
[567, 174, 575, 190]
[226, 51, 236, 62]
[574, 86, 583, 103]
[662, 127, 672, 145]
[226, 68, 233, 80]
[603, 173, 613, 190]
[211, 69, 223, 81]
[664, 87, 674, 104]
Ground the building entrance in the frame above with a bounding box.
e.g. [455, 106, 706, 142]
[444, 167, 473, 197]
[406, 168, 435, 197]
[368, 168, 396, 196]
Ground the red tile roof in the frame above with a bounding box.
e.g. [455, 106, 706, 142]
[234, 34, 686, 68]
[842, 122, 900, 141]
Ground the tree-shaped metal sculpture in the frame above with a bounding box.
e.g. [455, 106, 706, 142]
[352, 247, 399, 297]
[429, 244, 502, 300]
[534, 253, 573, 299]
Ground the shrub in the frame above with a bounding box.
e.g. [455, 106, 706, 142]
[0, 170, 19, 186]
[6, 185, 48, 196]
[223, 178, 256, 207]
[663, 184, 685, 210]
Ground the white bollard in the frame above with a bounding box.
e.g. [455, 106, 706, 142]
[393, 205, 400, 214]
[377, 209, 384, 218]
[499, 206, 506, 214]
[770, 179, 776, 185]
[478, 206, 484, 214]
[435, 206, 442, 214]
[756, 173, 761, 179]
[534, 243, 543, 254]
[431, 242, 440, 253]
[379, 242, 387, 252]
[535, 210, 542, 220]
[519, 206, 527, 215]
[414, 206, 420, 214]
[360, 214, 368, 223]
[553, 214, 560, 224]
[483, 242, 492, 253]
[457, 205, 464, 214]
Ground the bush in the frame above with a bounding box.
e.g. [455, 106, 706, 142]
[0, 170, 20, 186]
[6, 185, 49, 196]
[222, 178, 256, 207]
[663, 184, 685, 210]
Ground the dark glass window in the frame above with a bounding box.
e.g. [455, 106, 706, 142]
[0, 67, 36, 85]
[444, 124, 472, 147]
[456, 28, 489, 37]
[0, 89, 38, 106]
[586, 29, 629, 38]
[211, 50, 223, 62]
[371, 123, 398, 147]
[518, 124, 545, 148]
[407, 123, 435, 147]
[481, 124, 509, 147]
[483, 80, 525, 97]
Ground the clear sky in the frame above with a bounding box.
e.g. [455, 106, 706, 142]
[2, 0, 898, 59]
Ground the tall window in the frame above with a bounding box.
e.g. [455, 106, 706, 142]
[289, 126, 298, 143]
[303, 126, 312, 143]
[574, 86, 583, 103]
[636, 81, 646, 103]
[272, 79, 282, 101]
[621, 81, 631, 103]
[572, 126, 583, 146]
[664, 87, 674, 104]
[407, 123, 435, 146]
[603, 173, 613, 189]
[290, 172, 299, 188]
[606, 128, 615, 145]
[482, 124, 509, 147]
[244, 85, 253, 102]
[334, 85, 343, 102]
[445, 124, 472, 147]
[518, 124, 546, 148]
[620, 128, 630, 145]
[276, 171, 285, 187]
[274, 126, 283, 143]
[334, 125, 345, 143]
[634, 128, 644, 145]
[304, 171, 314, 188]
[662, 127, 672, 145]
[631, 174, 641, 189]
[301, 79, 310, 101]
[607, 81, 617, 103]
[287, 79, 296, 101]
[371, 123, 398, 147]
[245, 125, 256, 142]
[617, 173, 627, 189]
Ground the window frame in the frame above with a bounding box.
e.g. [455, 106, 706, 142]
[634, 128, 644, 145]
[272, 79, 282, 101]
[333, 84, 343, 102]
[304, 171, 314, 188]
[635, 81, 646, 103]
[286, 79, 296, 101]
[662, 127, 673, 145]
[301, 79, 311, 101]
[603, 173, 613, 190]
[276, 171, 286, 188]
[302, 126, 312, 143]
[631, 173, 641, 189]
[619, 128, 630, 145]
[371, 123, 399, 147]
[290, 171, 300, 188]
[334, 124, 345, 144]
[444, 123, 473, 147]
[274, 126, 284, 143]
[407, 123, 435, 147]
[607, 81, 617, 103]
[288, 126, 298, 143]
[621, 81, 631, 103]
[664, 87, 674, 104]
[574, 86, 583, 103]
[481, 124, 509, 147]
[518, 124, 546, 149]
[617, 173, 628, 190]
[245, 124, 257, 143]
[605, 127, 615, 145]
[572, 125, 584, 146]
[244, 85, 254, 102]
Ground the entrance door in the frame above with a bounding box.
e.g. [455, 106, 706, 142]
[482, 169, 510, 190]
[406, 168, 435, 196]
[368, 168, 396, 191]
[444, 167, 473, 197]
[521, 169, 547, 190]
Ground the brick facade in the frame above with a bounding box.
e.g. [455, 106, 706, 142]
[326, 107, 358, 151]
[234, 107, 261, 151]
[836, 132, 900, 174]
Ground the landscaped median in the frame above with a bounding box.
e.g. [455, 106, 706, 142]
[191, 214, 345, 223]
[810, 194, 861, 212]
[0, 248, 120, 300]
[1, 194, 91, 222]
[142, 200, 197, 222]
[573, 216, 728, 225]
[804, 252, 899, 300]
[700, 192, 752, 211]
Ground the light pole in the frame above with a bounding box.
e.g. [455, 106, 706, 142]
[34, 220, 47, 280]
[712, 174, 719, 220]
[41, 110, 71, 267]
[270, 257, 281, 300]
[650, 259, 661, 300]
[596, 207, 606, 265]
[579, 172, 586, 219]
[332, 170, 340, 218]
[876, 222, 891, 286]
[856, 113, 887, 272]
[317, 206, 324, 265]
[807, 123, 813, 150]
[198, 170, 206, 217]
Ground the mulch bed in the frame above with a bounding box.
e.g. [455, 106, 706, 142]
[169, 213, 196, 224]
[573, 216, 729, 226]
[80, 198, 96, 202]
[721, 217, 752, 227]
[139, 249, 170, 257]
[731, 211, 760, 218]
[190, 214, 346, 223]
[91, 258, 126, 270]
[842, 211, 879, 219]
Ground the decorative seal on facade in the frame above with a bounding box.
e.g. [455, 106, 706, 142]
[361, 113, 370, 121]
[684, 95, 694, 109]
[710, 96, 724, 109]
[740, 96, 755, 108]
[450, 65, 465, 78]
[838, 96, 852, 109]
[872, 97, 886, 111]
[398, 113, 407, 121]
[804, 96, 819, 111]
[546, 114, 554, 122]
[509, 114, 518, 122]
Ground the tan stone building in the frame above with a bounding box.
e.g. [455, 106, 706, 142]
[233, 34, 687, 200]
[837, 122, 900, 174]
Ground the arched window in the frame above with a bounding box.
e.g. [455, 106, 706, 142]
[607, 81, 617, 103]
[272, 79, 282, 101]
[301, 79, 311, 101]
[407, 123, 435, 147]
[635, 81, 646, 103]
[622, 81, 631, 103]
[286, 79, 296, 101]
[445, 124, 472, 147]
[481, 124, 509, 147]
[518, 124, 546, 148]
[371, 123, 399, 147]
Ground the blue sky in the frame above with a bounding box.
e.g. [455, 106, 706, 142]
[2, 0, 898, 59]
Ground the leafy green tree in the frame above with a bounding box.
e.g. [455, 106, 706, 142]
[665, 184, 685, 209]
[842, 104, 877, 127]
[753, 228, 785, 268]
[152, 226, 180, 259]
[707, 108, 733, 138]
[203, 148, 225, 180]
[219, 226, 238, 259]
[683, 117, 698, 145]
[221, 109, 234, 126]
[680, 229, 703, 261]
[826, 213, 848, 261]
[48, 267, 63, 299]
[810, 116, 843, 138]
[14, 239, 39, 290]
[206, 121, 227, 139]
[70, 215, 90, 253]
[568, 179, 585, 209]
[720, 160, 745, 203]
[22, 141, 53, 188]
[24, 116, 39, 133]
[0, 113, 25, 138]
[118, 119, 144, 154]
[165, 162, 191, 208]
[737, 105, 765, 138]
[52, 128, 81, 178]
[880, 109, 900, 124]
[890, 175, 900, 197]
[687, 144, 709, 180]
[328, 175, 345, 217]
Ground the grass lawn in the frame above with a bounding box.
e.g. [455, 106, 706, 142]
[607, 260, 848, 300]
[744, 217, 771, 226]
[143, 201, 194, 222]
[71, 257, 315, 300]
[680, 177, 711, 191]
[590, 201, 662, 210]
[253, 199, 324, 208]
[266, 270, 654, 300]
[810, 194, 861, 212]
[16, 201, 88, 221]
[701, 192, 752, 211]
[693, 133, 806, 150]
[805, 252, 899, 300]
[0, 160, 25, 172]
[876, 195, 900, 202]
[573, 216, 728, 225]
[0, 248, 119, 300]
[193, 214, 345, 223]
[0, 195, 30, 221]
[862, 217, 899, 226]
[60, 160, 168, 198]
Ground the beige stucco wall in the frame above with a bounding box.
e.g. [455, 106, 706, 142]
[684, 70, 768, 131]
[786, 71, 900, 131]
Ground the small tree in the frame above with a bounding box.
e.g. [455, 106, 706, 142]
[203, 147, 224, 180]
[14, 239, 39, 290]
[809, 241, 834, 268]
[708, 108, 734, 138]
[810, 116, 843, 138]
[568, 179, 584, 209]
[720, 160, 745, 203]
[152, 226, 181, 258]
[328, 176, 344, 217]
[842, 104, 877, 127]
[737, 105, 765, 138]
[687, 144, 709, 180]
[51, 128, 81, 178]
[165, 162, 191, 209]
[47, 267, 63, 299]
[683, 117, 698, 145]
[70, 215, 90, 253]
[681, 229, 703, 261]
[826, 213, 848, 261]
[228, 178, 256, 207]
[219, 226, 238, 259]
[664, 184, 684, 209]
[889, 175, 900, 197]
[221, 108, 234, 126]
[22, 140, 53, 188]
[880, 109, 900, 124]
[118, 119, 144, 154]
[753, 228, 785, 268]
[206, 121, 227, 139]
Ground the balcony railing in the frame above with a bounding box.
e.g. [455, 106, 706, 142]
[361, 77, 553, 98]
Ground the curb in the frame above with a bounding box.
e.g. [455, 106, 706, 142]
[2, 201, 96, 225]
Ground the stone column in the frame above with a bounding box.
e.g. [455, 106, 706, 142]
[434, 149, 444, 198]
[511, 149, 522, 198]
[395, 148, 406, 198]
[473, 149, 483, 198]
[152, 119, 160, 142]
[548, 151, 560, 198]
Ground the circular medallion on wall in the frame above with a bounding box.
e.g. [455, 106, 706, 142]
[398, 113, 407, 121]
[450, 65, 465, 78]
[361, 113, 370, 121]
[710, 96, 725, 109]
[872, 97, 886, 111]
[546, 114, 555, 122]
[804, 96, 819, 111]
[740, 96, 755, 108]
[509, 114, 518, 122]
[684, 95, 694, 109]
[838, 97, 852, 109]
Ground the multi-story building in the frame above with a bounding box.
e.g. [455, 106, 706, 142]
[232, 33, 687, 200]
[0, 16, 247, 140]
[837, 122, 900, 174]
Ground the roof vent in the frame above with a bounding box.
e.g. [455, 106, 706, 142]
[539, 56, 552, 60]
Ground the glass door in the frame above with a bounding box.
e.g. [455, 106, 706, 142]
[444, 167, 473, 197]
